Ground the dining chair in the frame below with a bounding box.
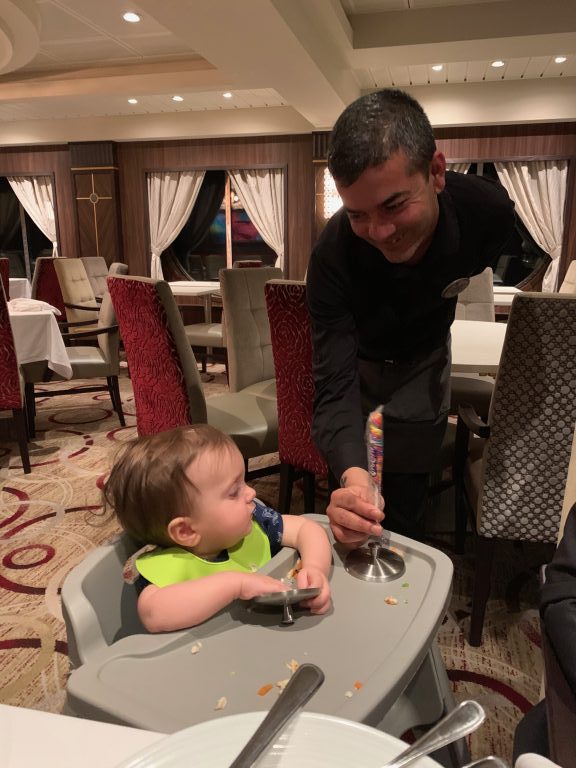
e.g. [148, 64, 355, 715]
[0, 283, 31, 473]
[453, 292, 576, 646]
[559, 261, 576, 294]
[218, 266, 282, 398]
[80, 256, 109, 299]
[21, 291, 125, 437]
[53, 258, 100, 329]
[265, 279, 328, 514]
[0, 256, 9, 299]
[450, 267, 496, 421]
[107, 275, 278, 479]
[31, 256, 67, 316]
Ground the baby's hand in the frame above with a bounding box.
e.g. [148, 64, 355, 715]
[238, 573, 288, 601]
[296, 567, 331, 614]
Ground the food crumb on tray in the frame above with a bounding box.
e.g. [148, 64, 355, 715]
[384, 596, 398, 605]
[190, 641, 203, 654]
[286, 658, 300, 673]
[276, 678, 289, 692]
[257, 683, 273, 696]
[214, 696, 227, 711]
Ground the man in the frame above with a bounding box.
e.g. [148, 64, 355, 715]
[307, 88, 515, 544]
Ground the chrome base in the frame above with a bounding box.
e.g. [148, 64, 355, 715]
[345, 540, 406, 582]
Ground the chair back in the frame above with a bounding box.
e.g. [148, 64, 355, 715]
[80, 256, 109, 298]
[455, 267, 495, 321]
[0, 282, 23, 409]
[108, 262, 128, 277]
[54, 258, 99, 326]
[559, 261, 576, 294]
[107, 274, 207, 436]
[478, 292, 576, 543]
[265, 280, 327, 475]
[219, 266, 282, 392]
[96, 291, 120, 372]
[31, 256, 66, 315]
[0, 257, 9, 299]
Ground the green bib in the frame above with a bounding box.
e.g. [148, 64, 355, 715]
[136, 521, 272, 587]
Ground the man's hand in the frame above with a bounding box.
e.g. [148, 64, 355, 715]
[327, 467, 384, 547]
[296, 566, 331, 614]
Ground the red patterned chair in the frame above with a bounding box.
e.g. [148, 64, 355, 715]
[265, 279, 327, 514]
[31, 256, 66, 316]
[0, 285, 31, 472]
[107, 274, 278, 479]
[0, 257, 9, 299]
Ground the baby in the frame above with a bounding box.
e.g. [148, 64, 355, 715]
[103, 424, 332, 632]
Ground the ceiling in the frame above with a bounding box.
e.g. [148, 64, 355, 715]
[0, 0, 574, 145]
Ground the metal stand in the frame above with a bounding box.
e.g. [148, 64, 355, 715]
[345, 540, 406, 582]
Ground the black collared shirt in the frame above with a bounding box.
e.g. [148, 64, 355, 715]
[307, 171, 515, 478]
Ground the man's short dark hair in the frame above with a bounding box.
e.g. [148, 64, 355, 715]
[327, 89, 437, 186]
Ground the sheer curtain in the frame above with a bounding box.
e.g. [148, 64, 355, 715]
[227, 169, 284, 270]
[147, 171, 205, 279]
[8, 176, 58, 256]
[446, 162, 471, 174]
[495, 160, 568, 291]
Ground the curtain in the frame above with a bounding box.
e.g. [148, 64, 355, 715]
[446, 162, 471, 174]
[7, 176, 58, 256]
[227, 169, 284, 270]
[147, 171, 205, 279]
[172, 171, 226, 256]
[0, 190, 20, 249]
[495, 160, 568, 291]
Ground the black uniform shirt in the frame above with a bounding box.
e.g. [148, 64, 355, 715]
[307, 171, 515, 478]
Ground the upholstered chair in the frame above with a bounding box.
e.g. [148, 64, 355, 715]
[450, 267, 496, 421]
[31, 256, 66, 316]
[0, 257, 9, 299]
[0, 283, 31, 472]
[80, 256, 109, 299]
[453, 292, 576, 645]
[107, 274, 278, 479]
[21, 292, 125, 437]
[53, 258, 100, 328]
[219, 266, 282, 398]
[559, 261, 576, 294]
[265, 279, 328, 514]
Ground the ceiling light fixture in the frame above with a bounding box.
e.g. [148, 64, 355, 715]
[172, 95, 184, 102]
[491, 60, 505, 68]
[123, 12, 140, 23]
[223, 92, 233, 99]
[128, 98, 138, 104]
[555, 56, 567, 64]
[431, 64, 443, 72]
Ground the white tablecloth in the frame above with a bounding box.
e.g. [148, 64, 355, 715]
[0, 704, 164, 768]
[8, 277, 31, 299]
[9, 308, 73, 379]
[451, 319, 507, 374]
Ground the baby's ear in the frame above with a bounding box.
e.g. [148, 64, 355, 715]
[167, 516, 200, 548]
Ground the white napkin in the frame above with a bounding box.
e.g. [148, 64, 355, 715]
[8, 298, 61, 315]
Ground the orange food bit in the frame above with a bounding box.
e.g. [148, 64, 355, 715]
[353, 681, 363, 690]
[257, 683, 273, 696]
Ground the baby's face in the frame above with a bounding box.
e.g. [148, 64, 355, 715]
[186, 446, 256, 559]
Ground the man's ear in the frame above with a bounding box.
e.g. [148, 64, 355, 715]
[430, 150, 446, 194]
[167, 516, 201, 548]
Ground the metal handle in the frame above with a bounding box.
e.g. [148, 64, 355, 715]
[228, 663, 325, 768]
[382, 700, 486, 768]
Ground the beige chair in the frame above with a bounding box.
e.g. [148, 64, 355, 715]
[22, 292, 125, 437]
[219, 266, 282, 398]
[450, 267, 496, 421]
[80, 257, 109, 299]
[559, 261, 576, 294]
[453, 292, 576, 646]
[107, 274, 278, 480]
[53, 258, 100, 329]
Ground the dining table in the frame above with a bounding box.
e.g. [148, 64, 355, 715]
[450, 318, 507, 375]
[168, 280, 221, 323]
[8, 277, 32, 299]
[8, 301, 72, 379]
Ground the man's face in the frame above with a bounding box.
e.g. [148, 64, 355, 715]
[336, 150, 446, 266]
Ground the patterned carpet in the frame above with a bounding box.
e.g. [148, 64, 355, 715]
[0, 365, 548, 763]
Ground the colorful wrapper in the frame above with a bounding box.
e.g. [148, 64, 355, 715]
[365, 405, 383, 491]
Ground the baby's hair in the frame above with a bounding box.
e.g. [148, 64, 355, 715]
[103, 424, 238, 547]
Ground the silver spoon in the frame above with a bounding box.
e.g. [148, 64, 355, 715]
[228, 663, 324, 768]
[380, 700, 486, 768]
[462, 759, 509, 768]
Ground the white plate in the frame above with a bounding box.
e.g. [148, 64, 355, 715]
[115, 711, 441, 768]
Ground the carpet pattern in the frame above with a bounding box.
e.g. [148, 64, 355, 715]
[0, 366, 546, 763]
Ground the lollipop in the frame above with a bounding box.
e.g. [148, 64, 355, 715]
[365, 405, 383, 501]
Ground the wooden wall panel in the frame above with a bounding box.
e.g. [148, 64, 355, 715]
[72, 169, 122, 264]
[117, 134, 314, 279]
[0, 145, 76, 258]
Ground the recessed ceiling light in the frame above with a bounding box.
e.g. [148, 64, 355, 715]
[223, 92, 233, 99]
[431, 64, 443, 72]
[123, 12, 140, 23]
[128, 98, 138, 104]
[555, 56, 567, 64]
[491, 60, 505, 68]
[172, 95, 184, 102]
